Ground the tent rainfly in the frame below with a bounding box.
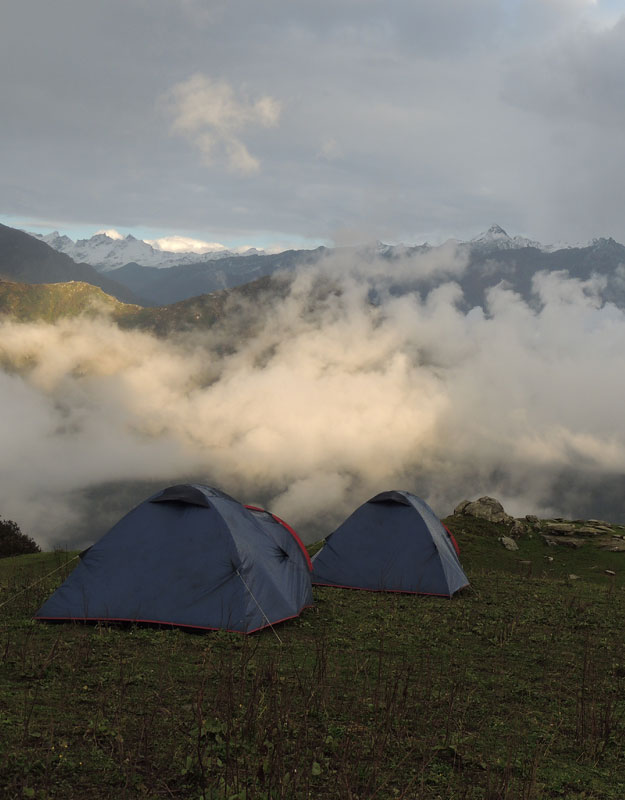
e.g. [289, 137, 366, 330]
[35, 484, 313, 633]
[312, 490, 468, 597]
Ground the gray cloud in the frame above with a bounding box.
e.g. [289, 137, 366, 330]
[1, 1, 623, 245]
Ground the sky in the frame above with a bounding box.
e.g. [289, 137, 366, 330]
[2, 0, 625, 251]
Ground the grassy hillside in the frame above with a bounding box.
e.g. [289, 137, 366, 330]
[0, 280, 140, 324]
[2, 520, 625, 799]
[0, 275, 287, 337]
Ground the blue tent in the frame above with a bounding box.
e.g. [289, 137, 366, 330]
[36, 484, 313, 633]
[312, 490, 468, 597]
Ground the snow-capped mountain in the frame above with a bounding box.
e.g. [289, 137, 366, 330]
[467, 224, 543, 251]
[32, 223, 584, 277]
[32, 231, 264, 271]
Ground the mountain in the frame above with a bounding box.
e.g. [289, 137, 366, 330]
[12, 222, 625, 310]
[467, 224, 542, 252]
[457, 236, 625, 309]
[33, 230, 264, 271]
[0, 274, 290, 337]
[36, 230, 625, 311]
[0, 279, 138, 324]
[107, 247, 329, 305]
[0, 224, 143, 305]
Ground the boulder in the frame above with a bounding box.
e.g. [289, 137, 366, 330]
[454, 496, 513, 524]
[544, 522, 577, 535]
[509, 520, 526, 537]
[542, 535, 584, 549]
[453, 500, 471, 516]
[600, 542, 625, 552]
[499, 536, 519, 551]
[576, 526, 603, 537]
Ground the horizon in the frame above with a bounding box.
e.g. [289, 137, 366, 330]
[0, 214, 612, 256]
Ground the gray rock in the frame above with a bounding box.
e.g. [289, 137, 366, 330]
[453, 499, 471, 516]
[499, 536, 519, 551]
[509, 520, 526, 537]
[544, 522, 577, 535]
[576, 526, 603, 536]
[568, 574, 580, 581]
[542, 535, 584, 549]
[525, 515, 539, 523]
[600, 542, 625, 552]
[456, 496, 513, 524]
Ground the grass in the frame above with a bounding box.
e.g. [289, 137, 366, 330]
[2, 524, 625, 799]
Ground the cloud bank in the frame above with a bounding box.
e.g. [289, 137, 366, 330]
[2, 247, 625, 548]
[145, 235, 228, 254]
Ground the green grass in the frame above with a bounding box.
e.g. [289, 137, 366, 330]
[2, 527, 625, 799]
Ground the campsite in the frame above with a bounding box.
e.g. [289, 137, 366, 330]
[2, 503, 625, 799]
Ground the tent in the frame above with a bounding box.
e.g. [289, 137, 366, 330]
[311, 490, 468, 597]
[35, 484, 313, 633]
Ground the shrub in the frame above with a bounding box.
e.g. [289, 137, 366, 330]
[0, 517, 40, 558]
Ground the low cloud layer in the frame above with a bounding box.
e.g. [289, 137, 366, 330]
[2, 248, 625, 548]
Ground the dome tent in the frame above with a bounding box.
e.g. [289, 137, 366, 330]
[36, 484, 313, 634]
[312, 490, 468, 597]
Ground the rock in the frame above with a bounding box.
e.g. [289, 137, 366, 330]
[455, 496, 513, 524]
[576, 526, 603, 537]
[605, 569, 616, 576]
[600, 542, 625, 552]
[525, 515, 539, 524]
[568, 574, 580, 581]
[544, 522, 577, 535]
[509, 520, 526, 537]
[453, 500, 471, 516]
[499, 536, 519, 551]
[544, 556, 554, 562]
[542, 535, 584, 549]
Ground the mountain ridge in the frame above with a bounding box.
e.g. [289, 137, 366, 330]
[0, 224, 143, 305]
[32, 229, 264, 271]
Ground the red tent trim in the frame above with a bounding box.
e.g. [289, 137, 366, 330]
[312, 581, 469, 598]
[245, 505, 313, 572]
[443, 524, 461, 556]
[34, 607, 314, 635]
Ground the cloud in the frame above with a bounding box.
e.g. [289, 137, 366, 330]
[319, 137, 342, 161]
[503, 16, 625, 127]
[95, 229, 124, 240]
[2, 247, 625, 548]
[164, 74, 281, 174]
[145, 235, 228, 253]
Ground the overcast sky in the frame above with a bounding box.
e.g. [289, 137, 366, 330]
[2, 0, 624, 250]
